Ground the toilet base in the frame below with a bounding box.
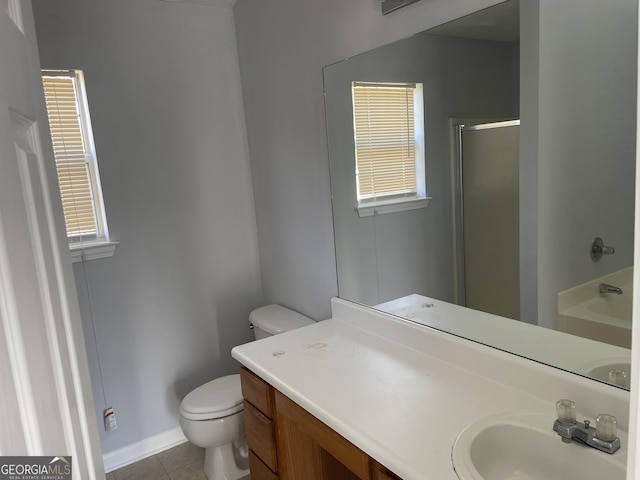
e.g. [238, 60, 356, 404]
[204, 442, 250, 480]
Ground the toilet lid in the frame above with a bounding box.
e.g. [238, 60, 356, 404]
[180, 374, 243, 420]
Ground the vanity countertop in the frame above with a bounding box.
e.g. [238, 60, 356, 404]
[375, 293, 631, 377]
[231, 298, 629, 480]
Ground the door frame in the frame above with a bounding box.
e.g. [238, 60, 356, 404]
[0, 1, 104, 477]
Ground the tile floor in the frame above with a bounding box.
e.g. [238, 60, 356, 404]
[106, 442, 251, 480]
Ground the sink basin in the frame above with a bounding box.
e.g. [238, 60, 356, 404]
[452, 413, 626, 480]
[587, 362, 631, 386]
[575, 357, 632, 387]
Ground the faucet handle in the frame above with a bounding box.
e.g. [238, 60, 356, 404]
[591, 237, 615, 261]
[609, 369, 629, 388]
[556, 399, 577, 423]
[596, 414, 618, 442]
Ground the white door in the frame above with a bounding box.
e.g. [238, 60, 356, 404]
[0, 1, 104, 477]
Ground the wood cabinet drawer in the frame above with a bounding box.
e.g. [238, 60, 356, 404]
[249, 450, 279, 480]
[240, 366, 275, 417]
[245, 400, 278, 471]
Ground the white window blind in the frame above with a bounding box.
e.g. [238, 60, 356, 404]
[42, 71, 107, 243]
[352, 82, 420, 202]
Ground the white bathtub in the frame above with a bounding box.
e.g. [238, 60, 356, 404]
[557, 267, 632, 349]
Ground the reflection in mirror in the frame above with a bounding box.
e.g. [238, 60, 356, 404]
[324, 0, 637, 389]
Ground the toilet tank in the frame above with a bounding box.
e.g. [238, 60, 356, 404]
[250, 304, 315, 339]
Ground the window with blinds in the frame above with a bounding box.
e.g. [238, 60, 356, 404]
[42, 70, 109, 246]
[352, 82, 425, 209]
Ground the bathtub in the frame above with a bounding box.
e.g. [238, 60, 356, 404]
[557, 267, 632, 349]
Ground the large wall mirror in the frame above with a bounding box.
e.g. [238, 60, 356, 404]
[324, 0, 637, 388]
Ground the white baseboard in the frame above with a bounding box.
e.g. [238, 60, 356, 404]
[102, 427, 188, 472]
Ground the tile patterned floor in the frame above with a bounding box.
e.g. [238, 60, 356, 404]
[106, 442, 251, 480]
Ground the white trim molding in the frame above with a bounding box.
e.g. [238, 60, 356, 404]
[102, 427, 188, 472]
[627, 2, 640, 476]
[356, 196, 431, 218]
[70, 241, 118, 263]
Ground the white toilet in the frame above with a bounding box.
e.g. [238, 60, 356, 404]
[179, 304, 315, 480]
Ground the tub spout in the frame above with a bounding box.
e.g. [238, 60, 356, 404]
[600, 284, 623, 295]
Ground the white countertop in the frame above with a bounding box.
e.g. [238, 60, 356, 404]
[375, 294, 631, 379]
[231, 298, 629, 480]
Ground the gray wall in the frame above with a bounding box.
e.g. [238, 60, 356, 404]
[234, 0, 636, 331]
[324, 34, 519, 306]
[33, 0, 263, 453]
[521, 0, 637, 328]
[233, 0, 506, 321]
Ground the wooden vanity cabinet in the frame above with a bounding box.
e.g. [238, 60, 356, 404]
[372, 464, 403, 480]
[240, 367, 402, 480]
[240, 367, 278, 479]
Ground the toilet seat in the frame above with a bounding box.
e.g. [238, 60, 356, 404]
[180, 374, 243, 421]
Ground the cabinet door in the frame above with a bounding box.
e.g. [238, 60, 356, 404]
[275, 390, 370, 480]
[372, 462, 402, 480]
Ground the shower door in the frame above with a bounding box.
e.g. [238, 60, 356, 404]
[456, 120, 520, 320]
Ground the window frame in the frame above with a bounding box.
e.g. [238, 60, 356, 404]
[351, 81, 430, 217]
[41, 69, 116, 262]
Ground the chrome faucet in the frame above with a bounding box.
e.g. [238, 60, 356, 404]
[553, 400, 620, 454]
[600, 283, 623, 295]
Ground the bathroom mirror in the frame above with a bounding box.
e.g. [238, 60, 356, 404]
[324, 0, 637, 388]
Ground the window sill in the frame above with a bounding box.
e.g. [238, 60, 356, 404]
[356, 196, 432, 218]
[70, 241, 118, 263]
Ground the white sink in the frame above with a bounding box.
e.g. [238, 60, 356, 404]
[452, 413, 626, 480]
[587, 362, 631, 386]
[575, 357, 632, 387]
